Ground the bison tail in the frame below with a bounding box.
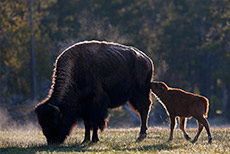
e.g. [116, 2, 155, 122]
[203, 98, 209, 118]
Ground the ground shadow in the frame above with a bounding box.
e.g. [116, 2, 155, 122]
[0, 144, 88, 154]
[0, 141, 182, 154]
[125, 143, 182, 152]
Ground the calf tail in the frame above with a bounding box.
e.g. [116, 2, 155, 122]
[203, 97, 209, 118]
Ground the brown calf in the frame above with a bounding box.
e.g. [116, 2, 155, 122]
[150, 81, 212, 143]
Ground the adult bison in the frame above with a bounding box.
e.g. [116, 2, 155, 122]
[35, 40, 154, 144]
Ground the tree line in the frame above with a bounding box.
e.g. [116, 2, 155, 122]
[0, 0, 230, 121]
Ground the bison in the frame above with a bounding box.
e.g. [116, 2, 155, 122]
[35, 40, 154, 144]
[150, 81, 212, 143]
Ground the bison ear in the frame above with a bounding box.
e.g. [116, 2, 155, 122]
[48, 103, 60, 116]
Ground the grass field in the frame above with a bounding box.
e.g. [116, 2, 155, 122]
[0, 127, 230, 154]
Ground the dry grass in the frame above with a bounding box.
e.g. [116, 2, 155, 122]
[0, 127, 230, 154]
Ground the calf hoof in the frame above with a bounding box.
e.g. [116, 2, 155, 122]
[185, 134, 191, 140]
[208, 136, 212, 144]
[136, 134, 147, 142]
[191, 139, 197, 143]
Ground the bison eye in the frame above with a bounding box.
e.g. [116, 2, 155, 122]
[53, 113, 63, 125]
[53, 119, 59, 125]
[53, 115, 62, 124]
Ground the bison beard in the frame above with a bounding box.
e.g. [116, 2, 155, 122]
[35, 40, 154, 144]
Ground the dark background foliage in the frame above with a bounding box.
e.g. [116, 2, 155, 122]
[0, 0, 230, 127]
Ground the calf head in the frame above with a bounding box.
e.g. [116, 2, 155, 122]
[150, 81, 168, 96]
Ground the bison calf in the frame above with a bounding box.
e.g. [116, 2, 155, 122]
[150, 81, 212, 143]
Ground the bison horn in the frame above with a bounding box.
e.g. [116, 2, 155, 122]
[48, 103, 60, 115]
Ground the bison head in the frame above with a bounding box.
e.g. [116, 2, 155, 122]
[35, 98, 72, 145]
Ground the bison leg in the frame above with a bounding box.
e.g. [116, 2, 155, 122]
[82, 122, 91, 144]
[168, 115, 176, 142]
[88, 91, 109, 143]
[92, 127, 99, 143]
[130, 94, 152, 142]
[179, 117, 191, 140]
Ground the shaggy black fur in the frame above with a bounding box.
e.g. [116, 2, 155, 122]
[35, 40, 154, 144]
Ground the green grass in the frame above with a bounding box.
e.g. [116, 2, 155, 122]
[0, 127, 230, 154]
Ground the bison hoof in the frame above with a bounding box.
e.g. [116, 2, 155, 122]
[92, 138, 99, 143]
[167, 138, 173, 142]
[136, 134, 147, 142]
[81, 139, 90, 144]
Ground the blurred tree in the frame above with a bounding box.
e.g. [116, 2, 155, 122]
[29, 0, 37, 99]
[210, 0, 230, 120]
[134, 0, 230, 120]
[0, 0, 31, 101]
[1, 0, 230, 123]
[0, 0, 56, 102]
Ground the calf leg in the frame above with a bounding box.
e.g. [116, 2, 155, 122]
[194, 115, 212, 143]
[130, 93, 152, 142]
[198, 117, 212, 143]
[168, 115, 176, 142]
[192, 121, 203, 143]
[179, 117, 191, 140]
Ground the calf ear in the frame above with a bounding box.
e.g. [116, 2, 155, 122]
[160, 85, 167, 92]
[152, 82, 159, 88]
